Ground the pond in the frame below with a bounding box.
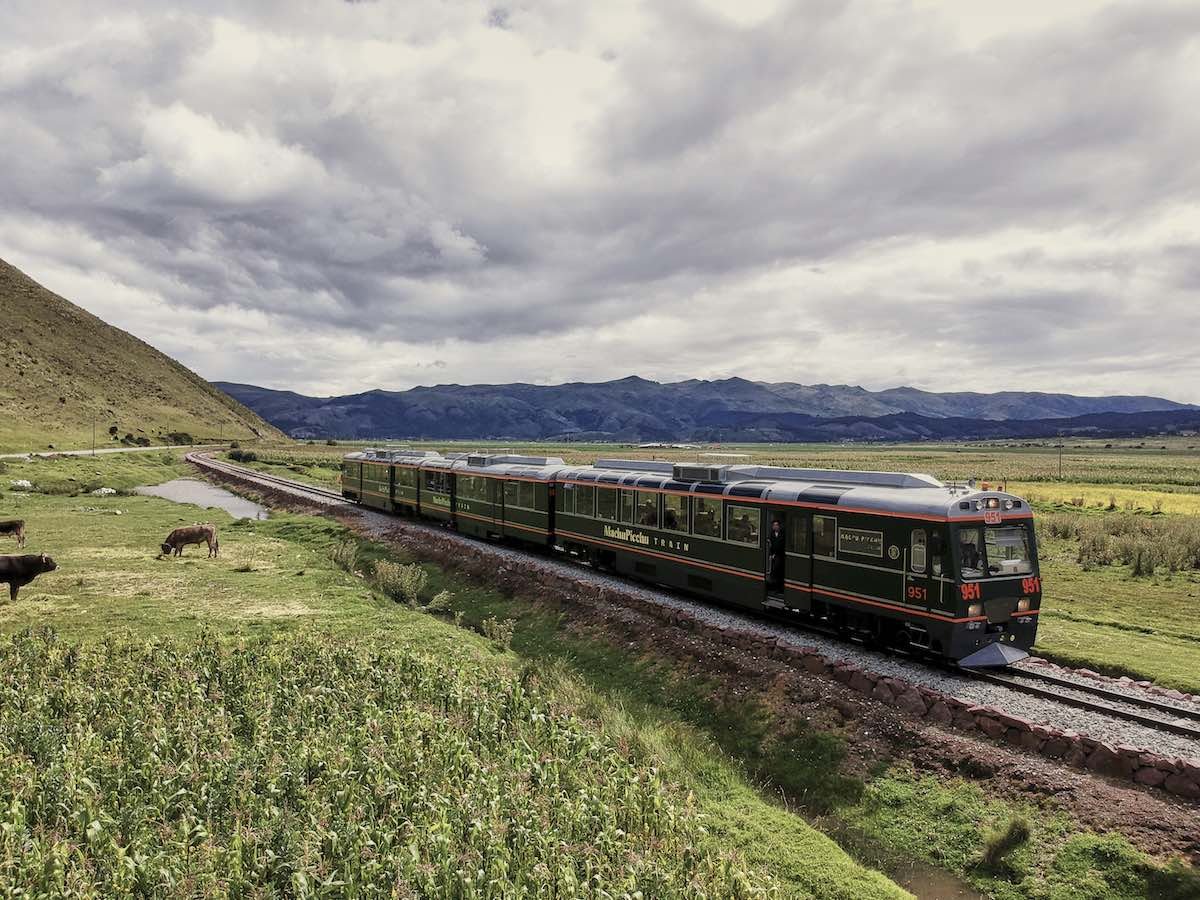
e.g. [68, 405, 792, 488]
[135, 479, 269, 521]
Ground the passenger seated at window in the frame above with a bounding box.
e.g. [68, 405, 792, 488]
[663, 506, 680, 530]
[729, 513, 756, 543]
[638, 501, 658, 527]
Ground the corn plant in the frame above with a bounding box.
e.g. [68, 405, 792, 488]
[0, 628, 775, 896]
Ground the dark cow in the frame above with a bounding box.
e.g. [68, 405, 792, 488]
[160, 523, 219, 558]
[0, 520, 25, 549]
[0, 553, 57, 601]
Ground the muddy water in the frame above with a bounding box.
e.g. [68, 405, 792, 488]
[135, 479, 269, 520]
[819, 821, 989, 899]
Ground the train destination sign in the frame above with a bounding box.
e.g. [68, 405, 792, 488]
[838, 527, 884, 558]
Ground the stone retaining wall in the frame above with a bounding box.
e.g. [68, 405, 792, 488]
[636, 599, 1200, 800]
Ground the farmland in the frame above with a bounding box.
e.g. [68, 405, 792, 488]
[0, 452, 895, 897]
[3, 448, 1199, 897]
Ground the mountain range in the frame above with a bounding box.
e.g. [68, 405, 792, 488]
[214, 378, 1199, 443]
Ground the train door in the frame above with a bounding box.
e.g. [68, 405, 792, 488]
[904, 527, 933, 616]
[764, 507, 812, 612]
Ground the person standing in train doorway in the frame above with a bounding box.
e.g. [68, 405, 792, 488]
[768, 517, 785, 592]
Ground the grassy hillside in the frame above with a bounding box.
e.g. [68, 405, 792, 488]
[0, 258, 282, 452]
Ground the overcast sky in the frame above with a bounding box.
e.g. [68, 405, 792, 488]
[2, 1, 1197, 400]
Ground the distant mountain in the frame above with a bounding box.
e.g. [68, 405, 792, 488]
[214, 377, 1197, 442]
[0, 258, 283, 452]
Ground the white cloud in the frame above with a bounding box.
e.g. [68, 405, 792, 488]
[0, 0, 1197, 403]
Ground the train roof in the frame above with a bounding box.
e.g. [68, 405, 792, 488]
[555, 459, 1030, 519]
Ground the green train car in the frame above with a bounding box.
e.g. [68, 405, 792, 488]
[342, 450, 1041, 667]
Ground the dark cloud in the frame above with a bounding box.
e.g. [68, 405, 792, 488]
[0, 0, 1196, 400]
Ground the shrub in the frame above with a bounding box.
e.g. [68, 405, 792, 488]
[228, 449, 258, 463]
[979, 815, 1031, 871]
[330, 539, 359, 573]
[373, 560, 428, 606]
[425, 589, 455, 614]
[481, 616, 516, 650]
[230, 440, 240, 449]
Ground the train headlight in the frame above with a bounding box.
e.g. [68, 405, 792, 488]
[973, 500, 982, 510]
[1017, 597, 1031, 612]
[967, 602, 983, 617]
[1003, 499, 1014, 510]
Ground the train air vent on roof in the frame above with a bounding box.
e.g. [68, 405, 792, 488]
[673, 464, 728, 483]
[594, 459, 675, 474]
[467, 453, 565, 467]
[381, 449, 442, 461]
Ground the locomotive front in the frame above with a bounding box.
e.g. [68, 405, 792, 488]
[946, 490, 1042, 667]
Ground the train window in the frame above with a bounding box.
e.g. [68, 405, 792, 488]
[958, 526, 984, 579]
[692, 497, 722, 538]
[396, 467, 416, 488]
[985, 525, 1034, 576]
[726, 505, 760, 545]
[786, 512, 810, 554]
[930, 530, 945, 576]
[424, 471, 449, 493]
[464, 476, 490, 502]
[520, 481, 536, 510]
[534, 483, 548, 512]
[576, 485, 595, 517]
[662, 494, 688, 532]
[911, 529, 927, 574]
[620, 489, 634, 523]
[596, 487, 618, 520]
[504, 480, 519, 508]
[636, 491, 659, 527]
[813, 516, 836, 557]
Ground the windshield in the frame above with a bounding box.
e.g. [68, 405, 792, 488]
[958, 524, 1034, 579]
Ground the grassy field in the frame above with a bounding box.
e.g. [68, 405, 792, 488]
[0, 453, 905, 898]
[4, 450, 1197, 898]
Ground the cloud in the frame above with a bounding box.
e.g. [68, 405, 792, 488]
[0, 0, 1197, 402]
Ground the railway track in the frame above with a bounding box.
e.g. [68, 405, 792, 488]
[965, 667, 1200, 740]
[187, 451, 1200, 748]
[187, 452, 349, 504]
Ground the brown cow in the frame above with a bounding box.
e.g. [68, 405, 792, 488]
[160, 523, 219, 558]
[0, 520, 25, 549]
[0, 553, 57, 602]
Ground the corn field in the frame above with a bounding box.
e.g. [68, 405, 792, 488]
[0, 629, 772, 898]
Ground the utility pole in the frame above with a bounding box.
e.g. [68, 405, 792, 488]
[92, 414, 96, 457]
[1057, 431, 1063, 480]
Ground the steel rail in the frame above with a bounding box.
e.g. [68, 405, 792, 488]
[1010, 666, 1200, 723]
[964, 669, 1200, 740]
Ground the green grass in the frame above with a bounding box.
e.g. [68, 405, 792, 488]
[837, 769, 1200, 900]
[0, 456, 905, 898]
[0, 450, 192, 497]
[8, 453, 1197, 898]
[219, 450, 343, 491]
[0, 257, 281, 453]
[0, 630, 774, 896]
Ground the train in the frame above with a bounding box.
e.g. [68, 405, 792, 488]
[341, 449, 1042, 667]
